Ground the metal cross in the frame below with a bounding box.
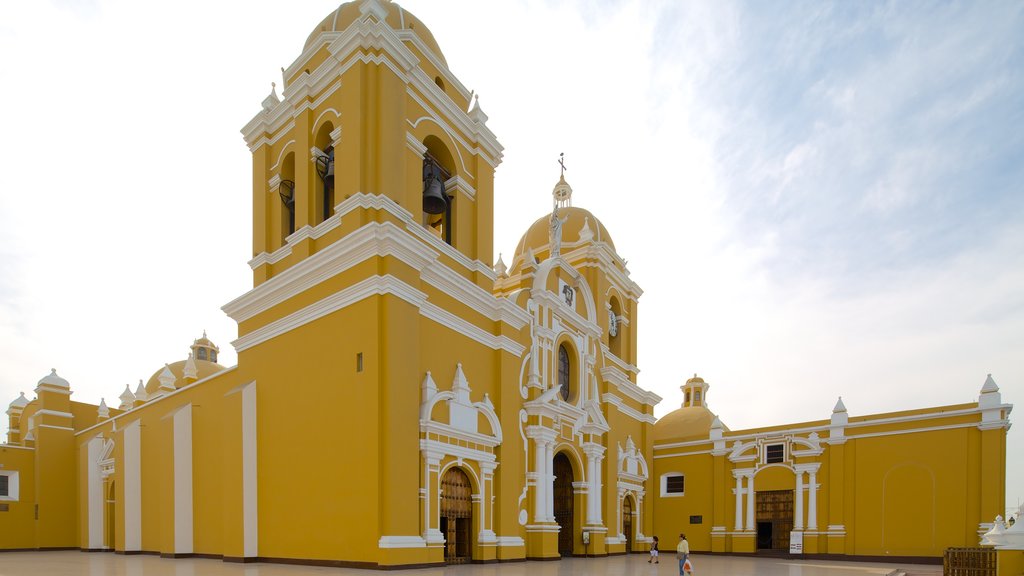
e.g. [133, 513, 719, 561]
[558, 152, 567, 176]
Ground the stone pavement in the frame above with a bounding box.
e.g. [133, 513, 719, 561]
[0, 551, 942, 576]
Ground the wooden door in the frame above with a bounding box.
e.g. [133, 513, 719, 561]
[553, 453, 574, 556]
[623, 495, 634, 552]
[441, 468, 473, 564]
[755, 490, 794, 550]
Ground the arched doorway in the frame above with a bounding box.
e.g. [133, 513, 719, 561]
[553, 452, 574, 556]
[623, 494, 634, 553]
[440, 468, 472, 564]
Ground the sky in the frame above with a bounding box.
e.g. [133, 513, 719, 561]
[0, 0, 1021, 514]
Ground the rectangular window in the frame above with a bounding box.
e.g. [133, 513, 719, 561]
[356, 352, 363, 372]
[765, 444, 785, 464]
[689, 515, 703, 524]
[0, 475, 7, 497]
[666, 475, 684, 494]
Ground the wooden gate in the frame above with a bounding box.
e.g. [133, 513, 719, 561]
[440, 468, 472, 564]
[944, 548, 996, 576]
[623, 495, 634, 552]
[553, 453, 574, 556]
[755, 490, 794, 550]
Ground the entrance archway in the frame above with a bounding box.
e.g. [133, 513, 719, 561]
[623, 494, 634, 552]
[440, 467, 473, 564]
[755, 489, 793, 550]
[553, 452, 574, 556]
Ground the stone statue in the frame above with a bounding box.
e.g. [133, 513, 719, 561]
[550, 206, 567, 257]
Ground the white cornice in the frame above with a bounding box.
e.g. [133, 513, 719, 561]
[601, 393, 657, 424]
[601, 347, 640, 377]
[600, 366, 660, 407]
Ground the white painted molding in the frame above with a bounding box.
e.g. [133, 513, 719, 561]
[602, 393, 657, 424]
[378, 535, 427, 549]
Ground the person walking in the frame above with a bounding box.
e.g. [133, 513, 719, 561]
[648, 535, 659, 563]
[676, 533, 691, 575]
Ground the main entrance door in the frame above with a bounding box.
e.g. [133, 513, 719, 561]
[623, 495, 634, 553]
[553, 453, 574, 556]
[440, 468, 472, 564]
[755, 489, 794, 550]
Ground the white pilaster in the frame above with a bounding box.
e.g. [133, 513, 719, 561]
[808, 468, 818, 530]
[123, 420, 142, 552]
[173, 404, 193, 555]
[734, 473, 743, 531]
[534, 438, 547, 522]
[87, 436, 104, 549]
[545, 440, 555, 522]
[583, 443, 605, 525]
[423, 449, 444, 545]
[794, 470, 804, 530]
[745, 473, 755, 531]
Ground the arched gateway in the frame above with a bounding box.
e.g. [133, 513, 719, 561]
[440, 468, 472, 564]
[554, 453, 575, 556]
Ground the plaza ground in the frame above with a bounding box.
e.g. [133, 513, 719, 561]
[0, 551, 944, 576]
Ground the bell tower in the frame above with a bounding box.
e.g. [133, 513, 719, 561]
[241, 0, 503, 288]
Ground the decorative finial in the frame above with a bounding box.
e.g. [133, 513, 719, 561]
[559, 152, 567, 177]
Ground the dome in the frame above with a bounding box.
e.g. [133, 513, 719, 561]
[37, 368, 69, 389]
[8, 392, 29, 410]
[654, 405, 720, 442]
[145, 358, 225, 396]
[686, 374, 705, 385]
[304, 1, 448, 66]
[511, 207, 616, 272]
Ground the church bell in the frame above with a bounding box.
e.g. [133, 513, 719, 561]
[422, 158, 448, 214]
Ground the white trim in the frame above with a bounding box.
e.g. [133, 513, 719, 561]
[660, 472, 685, 498]
[0, 470, 20, 501]
[602, 393, 657, 424]
[496, 536, 525, 548]
[231, 275, 424, 352]
[87, 436, 104, 548]
[37, 424, 74, 431]
[600, 366, 660, 407]
[420, 302, 526, 356]
[34, 409, 73, 419]
[173, 404, 193, 555]
[123, 420, 141, 551]
[378, 535, 426, 549]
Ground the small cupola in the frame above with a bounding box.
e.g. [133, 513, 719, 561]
[682, 374, 709, 408]
[190, 331, 220, 363]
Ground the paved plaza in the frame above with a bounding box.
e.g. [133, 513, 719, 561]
[0, 551, 944, 576]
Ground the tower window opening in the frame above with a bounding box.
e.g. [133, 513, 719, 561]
[279, 179, 296, 237]
[694, 390, 701, 404]
[315, 146, 335, 222]
[422, 154, 452, 245]
[434, 76, 445, 91]
[210, 351, 217, 363]
[197, 348, 208, 361]
[684, 390, 691, 405]
[558, 344, 571, 401]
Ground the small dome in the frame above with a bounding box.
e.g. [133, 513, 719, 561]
[304, 1, 448, 66]
[8, 392, 29, 410]
[37, 369, 69, 389]
[654, 405, 723, 442]
[510, 207, 616, 273]
[686, 374, 706, 384]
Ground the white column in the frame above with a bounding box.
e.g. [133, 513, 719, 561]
[480, 461, 497, 540]
[745, 473, 755, 531]
[123, 420, 142, 552]
[583, 443, 605, 526]
[545, 441, 555, 522]
[173, 404, 193, 555]
[808, 469, 818, 530]
[794, 470, 804, 530]
[734, 474, 743, 531]
[534, 438, 547, 522]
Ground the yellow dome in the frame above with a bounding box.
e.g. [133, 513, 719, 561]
[511, 207, 616, 272]
[654, 406, 726, 443]
[686, 374, 705, 384]
[145, 359, 225, 396]
[304, 1, 447, 66]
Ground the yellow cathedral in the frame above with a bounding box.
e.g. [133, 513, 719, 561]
[0, 0, 1012, 569]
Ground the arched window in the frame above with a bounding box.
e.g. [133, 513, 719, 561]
[197, 348, 207, 361]
[314, 123, 336, 224]
[422, 136, 456, 247]
[558, 344, 571, 401]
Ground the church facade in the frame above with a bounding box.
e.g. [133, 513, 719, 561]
[0, 0, 1011, 569]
